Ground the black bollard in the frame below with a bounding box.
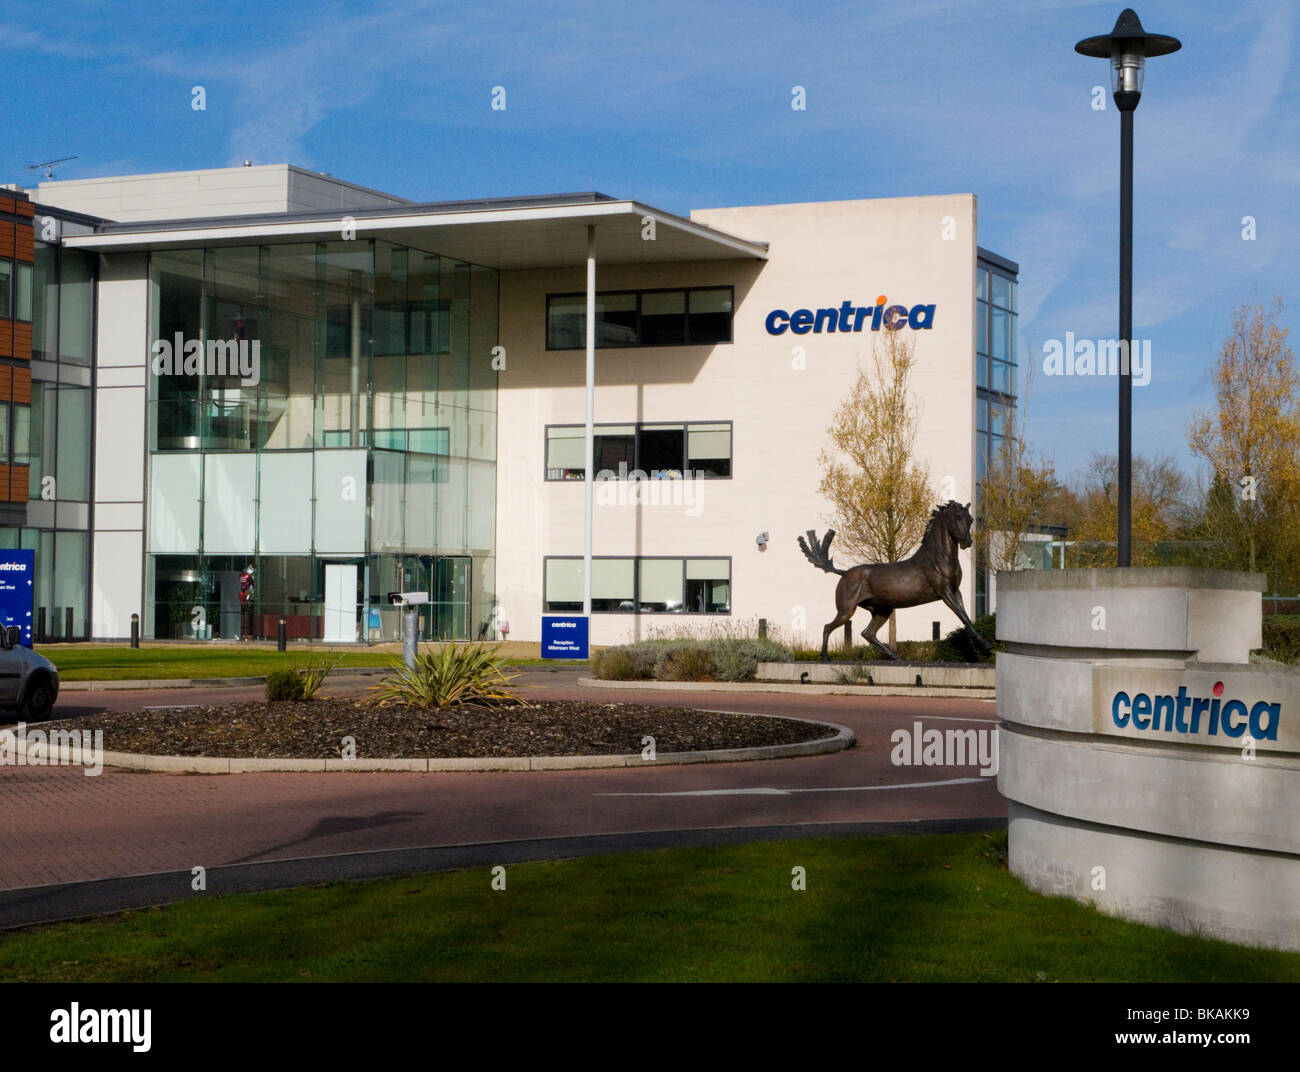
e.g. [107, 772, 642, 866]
[66, 606, 74, 641]
[130, 613, 139, 649]
[932, 621, 940, 641]
[278, 617, 287, 652]
[758, 617, 767, 640]
[37, 607, 45, 644]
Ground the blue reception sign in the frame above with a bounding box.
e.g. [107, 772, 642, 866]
[541, 615, 589, 660]
[0, 549, 35, 647]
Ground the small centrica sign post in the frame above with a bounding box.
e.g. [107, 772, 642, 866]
[0, 549, 35, 647]
[541, 615, 589, 660]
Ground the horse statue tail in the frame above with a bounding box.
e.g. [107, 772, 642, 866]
[797, 529, 845, 575]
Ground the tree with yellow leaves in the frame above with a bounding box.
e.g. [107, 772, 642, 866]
[1187, 297, 1300, 587]
[1068, 454, 1193, 566]
[974, 366, 1064, 574]
[816, 328, 934, 645]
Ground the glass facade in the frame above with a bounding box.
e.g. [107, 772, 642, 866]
[0, 238, 95, 639]
[975, 257, 1019, 617]
[144, 240, 499, 642]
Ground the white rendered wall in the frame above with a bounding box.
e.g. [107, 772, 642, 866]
[91, 252, 150, 639]
[31, 165, 407, 223]
[494, 195, 980, 646]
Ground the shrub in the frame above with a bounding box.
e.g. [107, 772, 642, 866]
[1261, 615, 1300, 664]
[933, 614, 998, 663]
[365, 643, 521, 708]
[709, 638, 791, 681]
[299, 655, 342, 699]
[266, 667, 306, 701]
[592, 648, 644, 680]
[654, 646, 717, 681]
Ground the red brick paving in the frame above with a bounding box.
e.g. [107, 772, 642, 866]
[0, 672, 1005, 890]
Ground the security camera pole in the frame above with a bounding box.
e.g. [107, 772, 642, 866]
[389, 592, 429, 668]
[1075, 9, 1180, 566]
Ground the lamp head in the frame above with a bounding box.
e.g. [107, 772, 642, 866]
[1075, 9, 1181, 111]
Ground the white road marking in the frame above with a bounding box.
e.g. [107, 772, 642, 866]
[597, 776, 986, 797]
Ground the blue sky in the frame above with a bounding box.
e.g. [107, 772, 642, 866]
[3, 0, 1296, 488]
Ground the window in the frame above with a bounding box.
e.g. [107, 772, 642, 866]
[685, 558, 729, 613]
[15, 264, 32, 323]
[58, 251, 94, 364]
[638, 425, 684, 476]
[546, 421, 732, 480]
[543, 556, 730, 614]
[546, 287, 733, 349]
[687, 423, 732, 477]
[0, 260, 10, 319]
[640, 291, 685, 345]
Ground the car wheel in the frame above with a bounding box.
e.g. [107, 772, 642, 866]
[20, 678, 53, 721]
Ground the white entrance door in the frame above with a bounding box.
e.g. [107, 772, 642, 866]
[324, 564, 358, 642]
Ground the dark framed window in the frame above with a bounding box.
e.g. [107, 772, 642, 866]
[545, 421, 732, 480]
[14, 263, 32, 323]
[543, 555, 731, 614]
[0, 259, 11, 320]
[546, 286, 733, 350]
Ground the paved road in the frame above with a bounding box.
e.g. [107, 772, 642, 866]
[0, 669, 1004, 919]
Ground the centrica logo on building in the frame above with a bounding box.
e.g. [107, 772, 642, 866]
[1111, 682, 1281, 741]
[765, 295, 937, 335]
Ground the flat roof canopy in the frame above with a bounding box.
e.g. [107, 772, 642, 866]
[62, 193, 768, 269]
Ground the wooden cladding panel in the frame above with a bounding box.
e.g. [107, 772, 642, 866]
[0, 322, 11, 358]
[0, 465, 24, 503]
[0, 221, 13, 258]
[7, 465, 27, 502]
[10, 365, 30, 403]
[14, 226, 33, 261]
[11, 323, 31, 361]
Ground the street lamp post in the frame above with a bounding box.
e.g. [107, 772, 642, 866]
[1076, 9, 1180, 567]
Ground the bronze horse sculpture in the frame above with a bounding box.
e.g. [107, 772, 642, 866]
[798, 501, 992, 662]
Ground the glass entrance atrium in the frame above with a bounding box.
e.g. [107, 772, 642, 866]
[145, 239, 498, 642]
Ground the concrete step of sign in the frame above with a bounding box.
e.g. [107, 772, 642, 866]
[757, 662, 995, 688]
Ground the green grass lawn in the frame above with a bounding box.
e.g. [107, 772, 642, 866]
[39, 646, 584, 682]
[3, 832, 1296, 982]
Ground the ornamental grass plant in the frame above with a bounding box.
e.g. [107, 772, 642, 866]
[365, 643, 523, 708]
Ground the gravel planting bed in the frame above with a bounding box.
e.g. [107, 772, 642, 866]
[49, 700, 839, 759]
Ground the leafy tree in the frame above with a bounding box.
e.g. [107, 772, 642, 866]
[817, 328, 933, 644]
[974, 368, 1065, 574]
[1068, 454, 1192, 567]
[1188, 298, 1300, 588]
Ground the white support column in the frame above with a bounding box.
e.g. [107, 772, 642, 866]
[583, 225, 596, 616]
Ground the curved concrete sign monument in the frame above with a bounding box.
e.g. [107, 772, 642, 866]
[996, 567, 1299, 952]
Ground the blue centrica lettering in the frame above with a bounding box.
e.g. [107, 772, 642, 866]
[1111, 682, 1280, 741]
[764, 294, 937, 335]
